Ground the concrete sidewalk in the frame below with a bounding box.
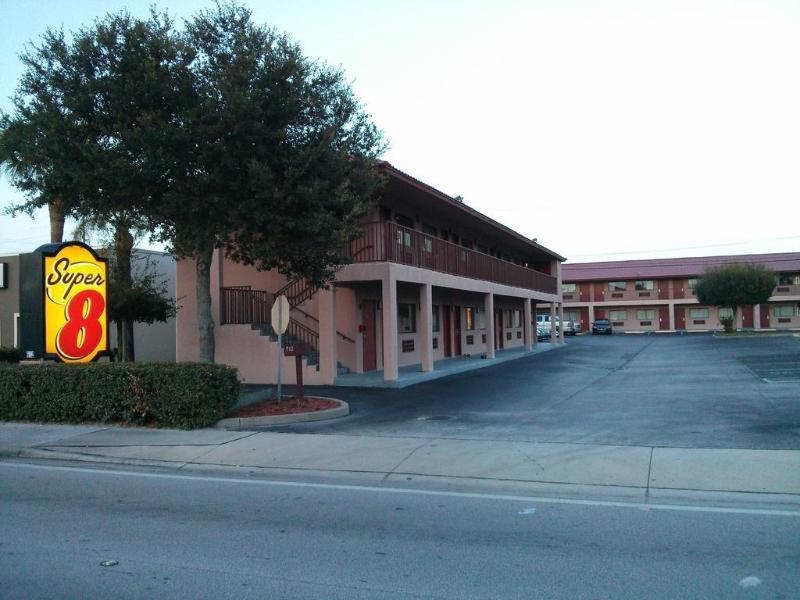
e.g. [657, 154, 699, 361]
[2, 422, 799, 507]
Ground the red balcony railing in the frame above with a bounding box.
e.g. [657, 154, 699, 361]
[344, 221, 557, 294]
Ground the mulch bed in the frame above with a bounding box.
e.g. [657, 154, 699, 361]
[229, 397, 339, 418]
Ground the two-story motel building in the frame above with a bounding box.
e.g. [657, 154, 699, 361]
[554, 253, 800, 334]
[176, 162, 566, 386]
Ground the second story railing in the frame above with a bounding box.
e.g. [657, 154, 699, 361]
[344, 221, 557, 295]
[220, 286, 273, 326]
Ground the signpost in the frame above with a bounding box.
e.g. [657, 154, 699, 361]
[284, 342, 311, 402]
[271, 295, 290, 400]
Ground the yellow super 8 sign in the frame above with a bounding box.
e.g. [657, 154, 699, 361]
[43, 243, 109, 363]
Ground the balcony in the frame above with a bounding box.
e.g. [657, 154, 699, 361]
[344, 221, 557, 295]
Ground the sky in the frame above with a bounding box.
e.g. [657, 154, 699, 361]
[1, 0, 798, 263]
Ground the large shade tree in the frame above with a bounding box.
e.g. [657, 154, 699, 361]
[695, 263, 777, 332]
[0, 10, 193, 360]
[151, 3, 386, 362]
[2, 3, 385, 364]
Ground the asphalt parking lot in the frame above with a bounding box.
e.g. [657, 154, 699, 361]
[277, 333, 800, 450]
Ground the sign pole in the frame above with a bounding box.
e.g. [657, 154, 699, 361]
[276, 309, 283, 401]
[295, 355, 304, 406]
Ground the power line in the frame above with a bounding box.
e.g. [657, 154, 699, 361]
[568, 236, 800, 259]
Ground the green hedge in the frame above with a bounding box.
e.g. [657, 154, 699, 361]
[0, 362, 239, 429]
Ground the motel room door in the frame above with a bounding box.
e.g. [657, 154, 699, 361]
[442, 305, 452, 357]
[453, 306, 462, 356]
[362, 299, 377, 372]
[659, 307, 670, 330]
[495, 309, 504, 349]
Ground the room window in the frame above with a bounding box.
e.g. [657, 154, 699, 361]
[773, 306, 796, 317]
[609, 310, 627, 321]
[636, 310, 655, 320]
[562, 283, 577, 293]
[476, 306, 486, 329]
[423, 238, 433, 253]
[398, 303, 416, 333]
[432, 305, 440, 332]
[635, 280, 654, 291]
[718, 308, 734, 319]
[608, 281, 626, 291]
[464, 307, 475, 331]
[395, 230, 412, 247]
[512, 310, 522, 328]
[687, 278, 699, 290]
[778, 273, 800, 286]
[564, 311, 578, 322]
[689, 308, 709, 319]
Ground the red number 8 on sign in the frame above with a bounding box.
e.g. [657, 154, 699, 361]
[56, 289, 105, 361]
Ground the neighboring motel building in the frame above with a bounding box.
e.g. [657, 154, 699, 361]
[176, 162, 566, 385]
[555, 253, 800, 334]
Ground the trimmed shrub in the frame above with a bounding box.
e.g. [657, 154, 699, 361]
[0, 362, 239, 429]
[0, 347, 20, 363]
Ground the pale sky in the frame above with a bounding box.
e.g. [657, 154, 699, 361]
[1, 0, 798, 262]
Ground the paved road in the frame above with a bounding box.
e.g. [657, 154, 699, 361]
[279, 334, 800, 449]
[2, 460, 798, 599]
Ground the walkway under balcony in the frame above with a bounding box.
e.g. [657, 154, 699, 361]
[333, 342, 560, 388]
[342, 221, 557, 296]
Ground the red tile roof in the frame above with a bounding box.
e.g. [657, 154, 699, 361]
[563, 252, 800, 282]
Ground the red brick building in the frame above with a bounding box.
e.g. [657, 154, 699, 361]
[556, 253, 800, 333]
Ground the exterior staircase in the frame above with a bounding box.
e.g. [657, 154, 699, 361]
[221, 275, 356, 376]
[221, 277, 324, 370]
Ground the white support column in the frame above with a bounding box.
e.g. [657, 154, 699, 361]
[318, 286, 338, 384]
[668, 302, 675, 331]
[524, 298, 533, 351]
[588, 304, 595, 327]
[754, 304, 762, 329]
[485, 292, 495, 359]
[419, 283, 434, 372]
[558, 302, 565, 344]
[550, 302, 558, 345]
[381, 274, 398, 381]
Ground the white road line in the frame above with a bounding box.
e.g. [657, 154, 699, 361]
[2, 461, 799, 517]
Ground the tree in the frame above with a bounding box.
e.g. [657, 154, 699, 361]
[74, 219, 176, 361]
[1, 10, 193, 358]
[150, 3, 385, 363]
[695, 264, 777, 332]
[2, 3, 386, 366]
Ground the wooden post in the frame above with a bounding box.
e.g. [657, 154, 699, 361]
[295, 355, 304, 404]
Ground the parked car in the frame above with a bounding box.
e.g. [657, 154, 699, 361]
[592, 318, 613, 335]
[536, 326, 551, 341]
[537, 314, 580, 336]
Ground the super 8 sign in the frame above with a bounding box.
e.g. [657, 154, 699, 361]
[43, 242, 109, 363]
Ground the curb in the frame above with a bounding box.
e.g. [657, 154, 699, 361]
[214, 397, 349, 429]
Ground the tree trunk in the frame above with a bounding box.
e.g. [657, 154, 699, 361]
[123, 319, 135, 362]
[115, 320, 123, 362]
[49, 199, 65, 244]
[114, 225, 135, 361]
[196, 245, 215, 363]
